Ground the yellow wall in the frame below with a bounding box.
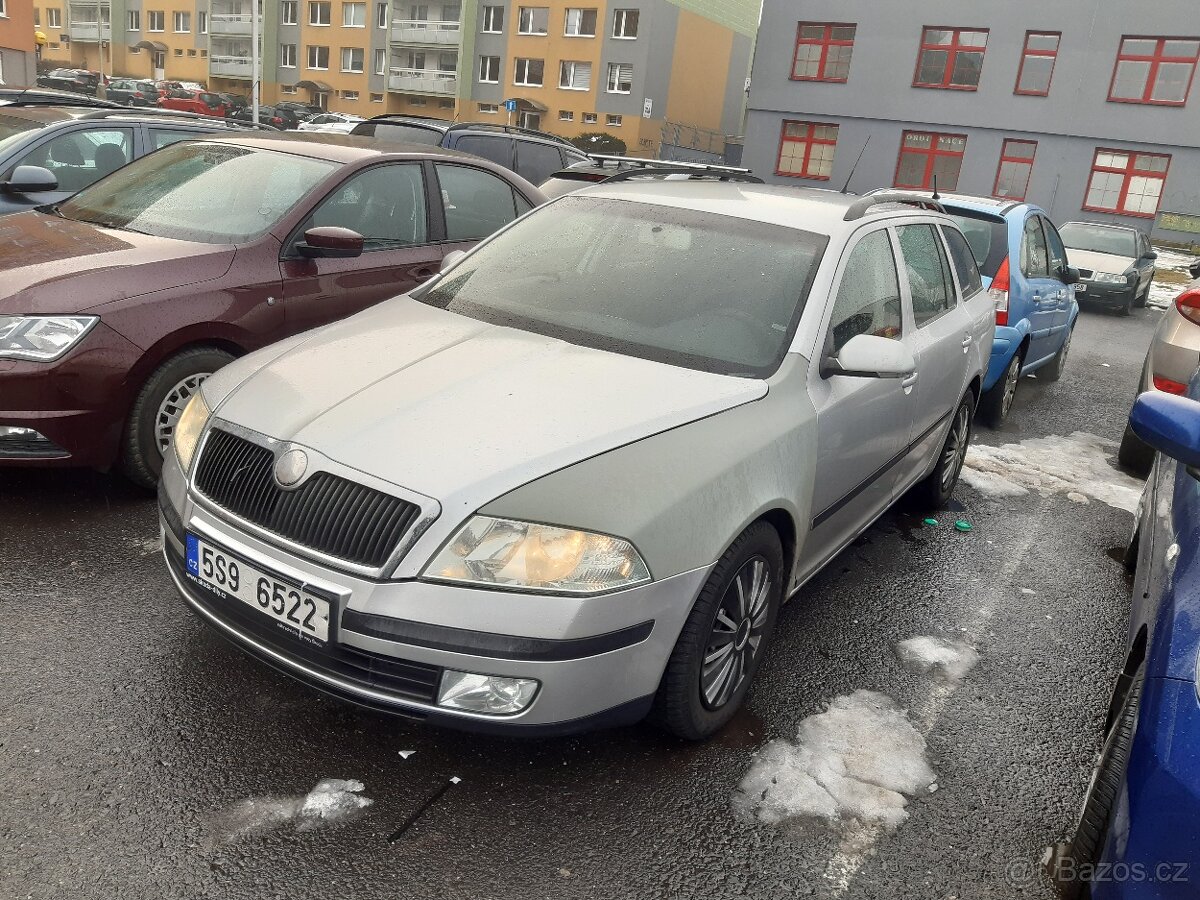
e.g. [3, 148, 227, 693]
[663, 8, 732, 133]
[294, 2, 377, 116]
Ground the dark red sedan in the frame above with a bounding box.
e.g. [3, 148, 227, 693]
[0, 133, 544, 486]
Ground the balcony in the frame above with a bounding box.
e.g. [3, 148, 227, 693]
[209, 55, 254, 78]
[66, 21, 112, 42]
[388, 67, 457, 95]
[210, 13, 254, 35]
[390, 19, 461, 46]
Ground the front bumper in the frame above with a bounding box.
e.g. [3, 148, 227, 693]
[159, 454, 708, 734]
[0, 323, 141, 468]
[1076, 279, 1137, 308]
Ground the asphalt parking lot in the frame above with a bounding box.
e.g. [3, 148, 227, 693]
[0, 302, 1159, 900]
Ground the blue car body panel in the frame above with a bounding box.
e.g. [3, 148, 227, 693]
[1094, 376, 1200, 898]
[941, 198, 1079, 392]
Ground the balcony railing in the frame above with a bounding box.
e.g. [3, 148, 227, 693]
[66, 21, 112, 41]
[209, 55, 254, 78]
[388, 67, 457, 95]
[390, 18, 460, 45]
[209, 13, 254, 35]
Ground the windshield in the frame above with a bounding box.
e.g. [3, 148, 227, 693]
[0, 115, 47, 155]
[56, 142, 337, 243]
[1059, 223, 1137, 257]
[418, 195, 828, 378]
[944, 210, 1009, 279]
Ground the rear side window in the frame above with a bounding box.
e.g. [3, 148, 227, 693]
[305, 163, 428, 249]
[828, 229, 902, 354]
[940, 226, 983, 298]
[1042, 218, 1068, 275]
[943, 209, 1008, 279]
[897, 224, 956, 327]
[352, 122, 444, 145]
[151, 128, 205, 150]
[436, 163, 520, 240]
[1020, 215, 1050, 277]
[453, 134, 515, 169]
[515, 140, 565, 185]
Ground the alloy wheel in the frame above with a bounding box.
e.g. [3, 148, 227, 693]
[701, 556, 772, 710]
[154, 373, 210, 456]
[940, 402, 971, 494]
[1001, 356, 1021, 418]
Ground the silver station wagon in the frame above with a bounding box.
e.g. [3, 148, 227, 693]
[159, 181, 994, 739]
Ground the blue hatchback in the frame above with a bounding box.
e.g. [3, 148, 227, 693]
[936, 195, 1080, 426]
[1059, 379, 1200, 898]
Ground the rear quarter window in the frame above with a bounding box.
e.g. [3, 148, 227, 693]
[944, 209, 1009, 280]
[940, 225, 984, 298]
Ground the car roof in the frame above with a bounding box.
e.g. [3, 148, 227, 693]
[362, 114, 452, 132]
[891, 190, 1031, 217]
[1060, 220, 1140, 233]
[574, 181, 954, 235]
[192, 130, 509, 164]
[0, 105, 273, 131]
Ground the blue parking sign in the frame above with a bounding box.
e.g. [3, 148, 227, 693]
[504, 99, 518, 112]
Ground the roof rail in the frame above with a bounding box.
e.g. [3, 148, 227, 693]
[599, 166, 763, 186]
[843, 192, 947, 221]
[585, 153, 751, 175]
[0, 88, 123, 109]
[445, 121, 573, 147]
[76, 108, 276, 130]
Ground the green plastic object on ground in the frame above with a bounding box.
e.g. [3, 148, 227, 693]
[954, 520, 973, 532]
[922, 518, 939, 526]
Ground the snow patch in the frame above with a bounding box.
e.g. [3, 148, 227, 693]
[220, 778, 372, 840]
[895, 636, 979, 682]
[960, 432, 1143, 513]
[1148, 280, 1184, 310]
[733, 691, 934, 832]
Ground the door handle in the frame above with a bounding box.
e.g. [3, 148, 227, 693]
[961, 335, 973, 347]
[900, 373, 919, 389]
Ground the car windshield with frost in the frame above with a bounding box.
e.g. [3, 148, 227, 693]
[52, 142, 337, 243]
[1059, 223, 1137, 257]
[418, 195, 828, 378]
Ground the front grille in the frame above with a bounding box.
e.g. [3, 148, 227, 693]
[194, 428, 422, 569]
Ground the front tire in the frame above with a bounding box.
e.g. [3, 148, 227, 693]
[120, 347, 233, 489]
[912, 393, 974, 509]
[978, 351, 1022, 428]
[651, 522, 783, 740]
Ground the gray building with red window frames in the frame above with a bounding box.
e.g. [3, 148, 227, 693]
[743, 0, 1200, 241]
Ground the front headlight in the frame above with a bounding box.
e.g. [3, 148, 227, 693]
[173, 391, 211, 473]
[423, 515, 651, 594]
[0, 315, 99, 361]
[1094, 272, 1130, 284]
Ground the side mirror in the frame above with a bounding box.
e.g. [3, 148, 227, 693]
[295, 225, 364, 259]
[822, 334, 917, 379]
[440, 249, 467, 273]
[1129, 391, 1200, 472]
[1059, 265, 1081, 285]
[1144, 251, 1159, 261]
[4, 165, 58, 194]
[1189, 260, 1200, 280]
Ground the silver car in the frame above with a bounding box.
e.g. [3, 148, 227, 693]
[158, 184, 994, 739]
[1119, 272, 1200, 473]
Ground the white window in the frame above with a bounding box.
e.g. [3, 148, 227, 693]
[518, 110, 541, 129]
[147, 10, 164, 31]
[514, 57, 544, 86]
[198, 11, 207, 32]
[173, 48, 183, 56]
[373, 48, 386, 74]
[478, 102, 498, 113]
[606, 113, 622, 126]
[558, 60, 591, 90]
[612, 8, 638, 39]
[439, 98, 454, 108]
[47, 8, 62, 28]
[564, 8, 596, 37]
[281, 0, 298, 24]
[342, 2, 365, 26]
[410, 96, 427, 106]
[280, 43, 297, 66]
[307, 44, 330, 68]
[559, 109, 574, 121]
[478, 55, 499, 82]
[480, 5, 502, 32]
[309, 1, 331, 25]
[606, 62, 632, 93]
[371, 92, 384, 102]
[280, 83, 298, 94]
[341, 89, 359, 100]
[127, 9, 140, 29]
[517, 6, 547, 34]
[341, 47, 364, 70]
[377, 2, 387, 26]
[173, 11, 190, 31]
[583, 111, 597, 123]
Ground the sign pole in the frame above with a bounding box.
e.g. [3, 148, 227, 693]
[251, 0, 260, 124]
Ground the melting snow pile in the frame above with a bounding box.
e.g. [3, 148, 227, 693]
[221, 778, 373, 840]
[1147, 247, 1197, 310]
[733, 691, 934, 831]
[895, 636, 979, 682]
[960, 432, 1142, 513]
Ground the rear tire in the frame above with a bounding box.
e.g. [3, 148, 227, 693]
[912, 393, 974, 509]
[978, 351, 1022, 428]
[1040, 326, 1073, 383]
[1134, 281, 1149, 308]
[651, 522, 783, 741]
[1118, 422, 1155, 477]
[120, 347, 233, 490]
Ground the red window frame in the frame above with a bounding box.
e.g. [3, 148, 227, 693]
[790, 22, 856, 83]
[1014, 31, 1060, 96]
[775, 120, 839, 181]
[1107, 36, 1200, 106]
[912, 26, 989, 90]
[893, 130, 967, 190]
[1082, 148, 1172, 219]
[992, 139, 1038, 201]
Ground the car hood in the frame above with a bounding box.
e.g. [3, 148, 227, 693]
[212, 297, 768, 520]
[0, 211, 235, 315]
[1067, 248, 1136, 275]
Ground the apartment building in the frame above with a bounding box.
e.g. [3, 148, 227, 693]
[743, 0, 1200, 241]
[2, 0, 38, 86]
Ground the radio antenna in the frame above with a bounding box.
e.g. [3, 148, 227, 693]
[840, 135, 871, 193]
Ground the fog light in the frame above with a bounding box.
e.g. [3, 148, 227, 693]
[0, 426, 67, 458]
[437, 670, 539, 715]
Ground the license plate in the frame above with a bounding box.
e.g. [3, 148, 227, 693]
[185, 534, 331, 644]
[1075, 284, 1087, 293]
